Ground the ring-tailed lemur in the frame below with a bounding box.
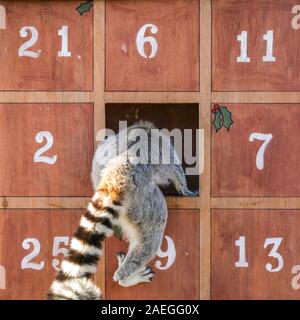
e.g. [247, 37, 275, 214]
[48, 121, 197, 300]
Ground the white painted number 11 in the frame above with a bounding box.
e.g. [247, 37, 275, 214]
[237, 30, 276, 62]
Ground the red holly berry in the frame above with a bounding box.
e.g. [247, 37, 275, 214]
[212, 104, 220, 113]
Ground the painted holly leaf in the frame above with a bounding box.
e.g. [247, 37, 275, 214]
[213, 110, 222, 132]
[76, 1, 93, 16]
[113, 225, 123, 241]
[220, 106, 233, 131]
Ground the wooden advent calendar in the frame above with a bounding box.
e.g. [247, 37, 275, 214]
[1, 0, 300, 300]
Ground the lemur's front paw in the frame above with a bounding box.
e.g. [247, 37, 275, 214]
[181, 189, 199, 197]
[117, 266, 155, 288]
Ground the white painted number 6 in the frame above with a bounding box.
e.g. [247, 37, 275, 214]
[34, 131, 57, 165]
[136, 23, 158, 59]
[249, 133, 273, 170]
[155, 235, 176, 270]
[21, 238, 45, 270]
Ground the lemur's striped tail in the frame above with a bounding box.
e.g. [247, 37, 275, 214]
[48, 192, 118, 300]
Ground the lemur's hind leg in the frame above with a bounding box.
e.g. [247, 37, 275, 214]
[114, 252, 154, 287]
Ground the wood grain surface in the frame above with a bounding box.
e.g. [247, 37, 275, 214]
[105, 0, 199, 91]
[0, 1, 93, 90]
[212, 210, 300, 299]
[212, 103, 300, 197]
[0, 103, 94, 196]
[0, 210, 82, 300]
[105, 210, 200, 300]
[212, 0, 300, 91]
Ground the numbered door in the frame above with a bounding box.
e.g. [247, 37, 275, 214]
[105, 103, 200, 194]
[0, 103, 93, 196]
[0, 210, 82, 299]
[0, 1, 93, 90]
[211, 103, 300, 197]
[105, 0, 199, 91]
[213, 0, 300, 91]
[104, 210, 200, 299]
[212, 210, 300, 299]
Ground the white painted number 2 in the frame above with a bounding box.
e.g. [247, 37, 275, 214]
[291, 5, 300, 30]
[18, 26, 41, 58]
[264, 237, 284, 273]
[237, 30, 276, 62]
[136, 23, 158, 59]
[21, 238, 44, 270]
[249, 133, 273, 170]
[34, 131, 57, 165]
[155, 235, 176, 270]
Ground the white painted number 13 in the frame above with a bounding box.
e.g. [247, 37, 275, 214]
[235, 236, 284, 272]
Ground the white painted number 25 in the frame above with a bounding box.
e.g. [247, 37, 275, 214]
[136, 23, 158, 59]
[21, 237, 70, 271]
[249, 133, 273, 170]
[155, 235, 176, 270]
[34, 131, 57, 165]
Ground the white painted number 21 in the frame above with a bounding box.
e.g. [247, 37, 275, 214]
[249, 133, 273, 170]
[136, 23, 158, 59]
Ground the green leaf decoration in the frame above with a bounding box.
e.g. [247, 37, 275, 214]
[76, 1, 93, 16]
[113, 225, 123, 241]
[213, 110, 222, 132]
[220, 106, 233, 131]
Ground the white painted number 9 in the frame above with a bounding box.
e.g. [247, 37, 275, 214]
[34, 131, 57, 165]
[136, 23, 158, 59]
[155, 235, 176, 270]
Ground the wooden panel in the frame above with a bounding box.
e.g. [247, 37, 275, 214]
[105, 103, 199, 194]
[212, 210, 300, 299]
[0, 103, 93, 196]
[105, 0, 199, 91]
[105, 210, 200, 300]
[212, 0, 300, 91]
[0, 210, 82, 300]
[0, 1, 93, 90]
[211, 103, 300, 197]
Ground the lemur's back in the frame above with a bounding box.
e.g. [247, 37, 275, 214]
[48, 121, 194, 299]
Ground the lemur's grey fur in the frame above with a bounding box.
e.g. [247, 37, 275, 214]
[48, 121, 196, 300]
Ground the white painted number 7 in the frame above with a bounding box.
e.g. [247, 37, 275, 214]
[249, 133, 273, 170]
